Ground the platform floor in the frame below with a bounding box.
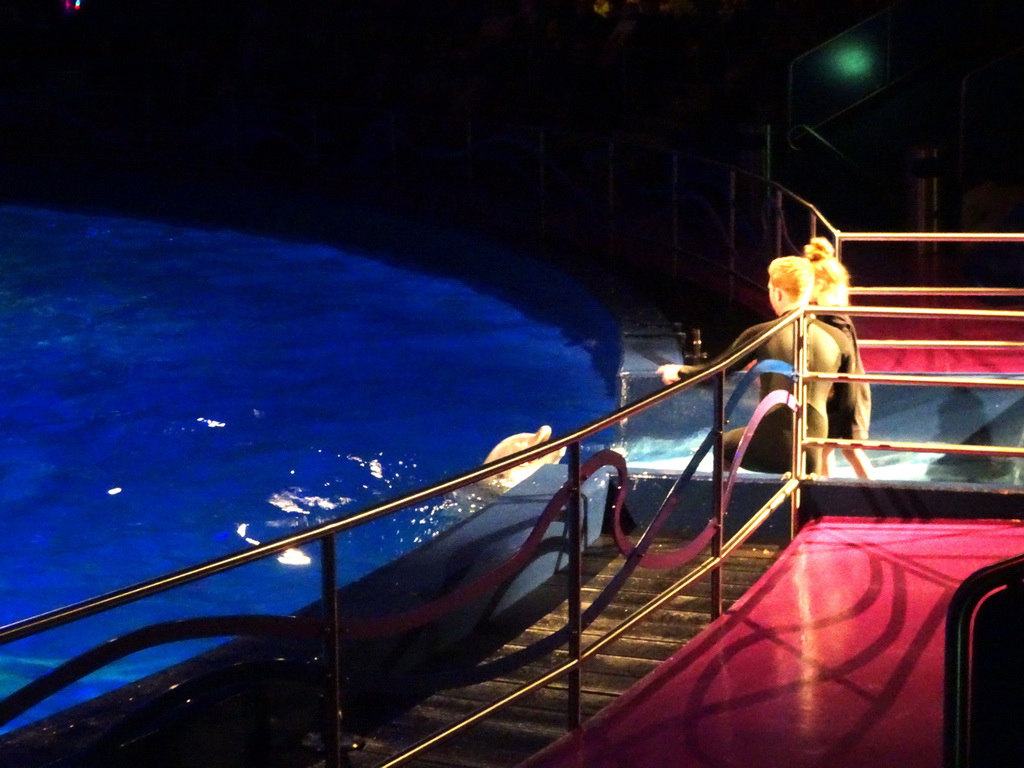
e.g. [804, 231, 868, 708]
[518, 516, 1024, 768]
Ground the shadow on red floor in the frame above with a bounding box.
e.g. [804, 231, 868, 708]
[519, 516, 1024, 768]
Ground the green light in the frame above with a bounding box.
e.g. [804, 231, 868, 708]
[833, 44, 875, 79]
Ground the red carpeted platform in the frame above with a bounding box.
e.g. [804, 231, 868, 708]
[519, 517, 1024, 768]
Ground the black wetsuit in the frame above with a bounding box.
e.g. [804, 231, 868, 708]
[817, 312, 871, 441]
[721, 318, 856, 474]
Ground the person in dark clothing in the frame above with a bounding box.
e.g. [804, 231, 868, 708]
[659, 255, 856, 475]
[804, 237, 873, 478]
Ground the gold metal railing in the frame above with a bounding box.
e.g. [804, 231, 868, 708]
[374, 309, 808, 766]
[792, 302, 1024, 478]
[386, 298, 1024, 766]
[392, 298, 1024, 765]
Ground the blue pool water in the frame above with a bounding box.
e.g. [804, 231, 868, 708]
[0, 204, 619, 730]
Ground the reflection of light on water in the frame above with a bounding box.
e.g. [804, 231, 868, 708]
[347, 454, 411, 489]
[236, 523, 260, 546]
[235, 523, 313, 566]
[233, 451, 462, 562]
[267, 490, 339, 515]
[444, 486, 500, 515]
[277, 548, 312, 566]
[237, 528, 313, 569]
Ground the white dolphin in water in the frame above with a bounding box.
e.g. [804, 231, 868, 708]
[481, 424, 565, 492]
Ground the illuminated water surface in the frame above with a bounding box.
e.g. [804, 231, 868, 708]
[0, 204, 618, 730]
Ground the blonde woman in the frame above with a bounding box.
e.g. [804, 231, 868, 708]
[804, 237, 873, 479]
[660, 256, 857, 475]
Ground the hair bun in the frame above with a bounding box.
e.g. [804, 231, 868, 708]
[803, 237, 835, 262]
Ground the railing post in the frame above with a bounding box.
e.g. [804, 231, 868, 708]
[945, 588, 972, 768]
[791, 310, 808, 537]
[566, 440, 583, 730]
[711, 371, 726, 619]
[320, 535, 344, 768]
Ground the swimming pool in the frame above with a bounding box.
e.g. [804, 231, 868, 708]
[0, 203, 619, 730]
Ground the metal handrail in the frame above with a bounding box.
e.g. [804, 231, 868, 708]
[0, 309, 803, 767]
[834, 231, 1024, 264]
[378, 477, 801, 768]
[795, 286, 1024, 767]
[796, 304, 1024, 463]
[784, 123, 881, 187]
[840, 232, 1024, 242]
[394, 301, 1024, 766]
[807, 438, 1024, 460]
[859, 341, 1024, 349]
[806, 373, 1024, 388]
[311, 300, 1024, 766]
[850, 287, 1024, 296]
[814, 305, 1024, 320]
[831, 294, 1024, 349]
[945, 553, 1024, 767]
